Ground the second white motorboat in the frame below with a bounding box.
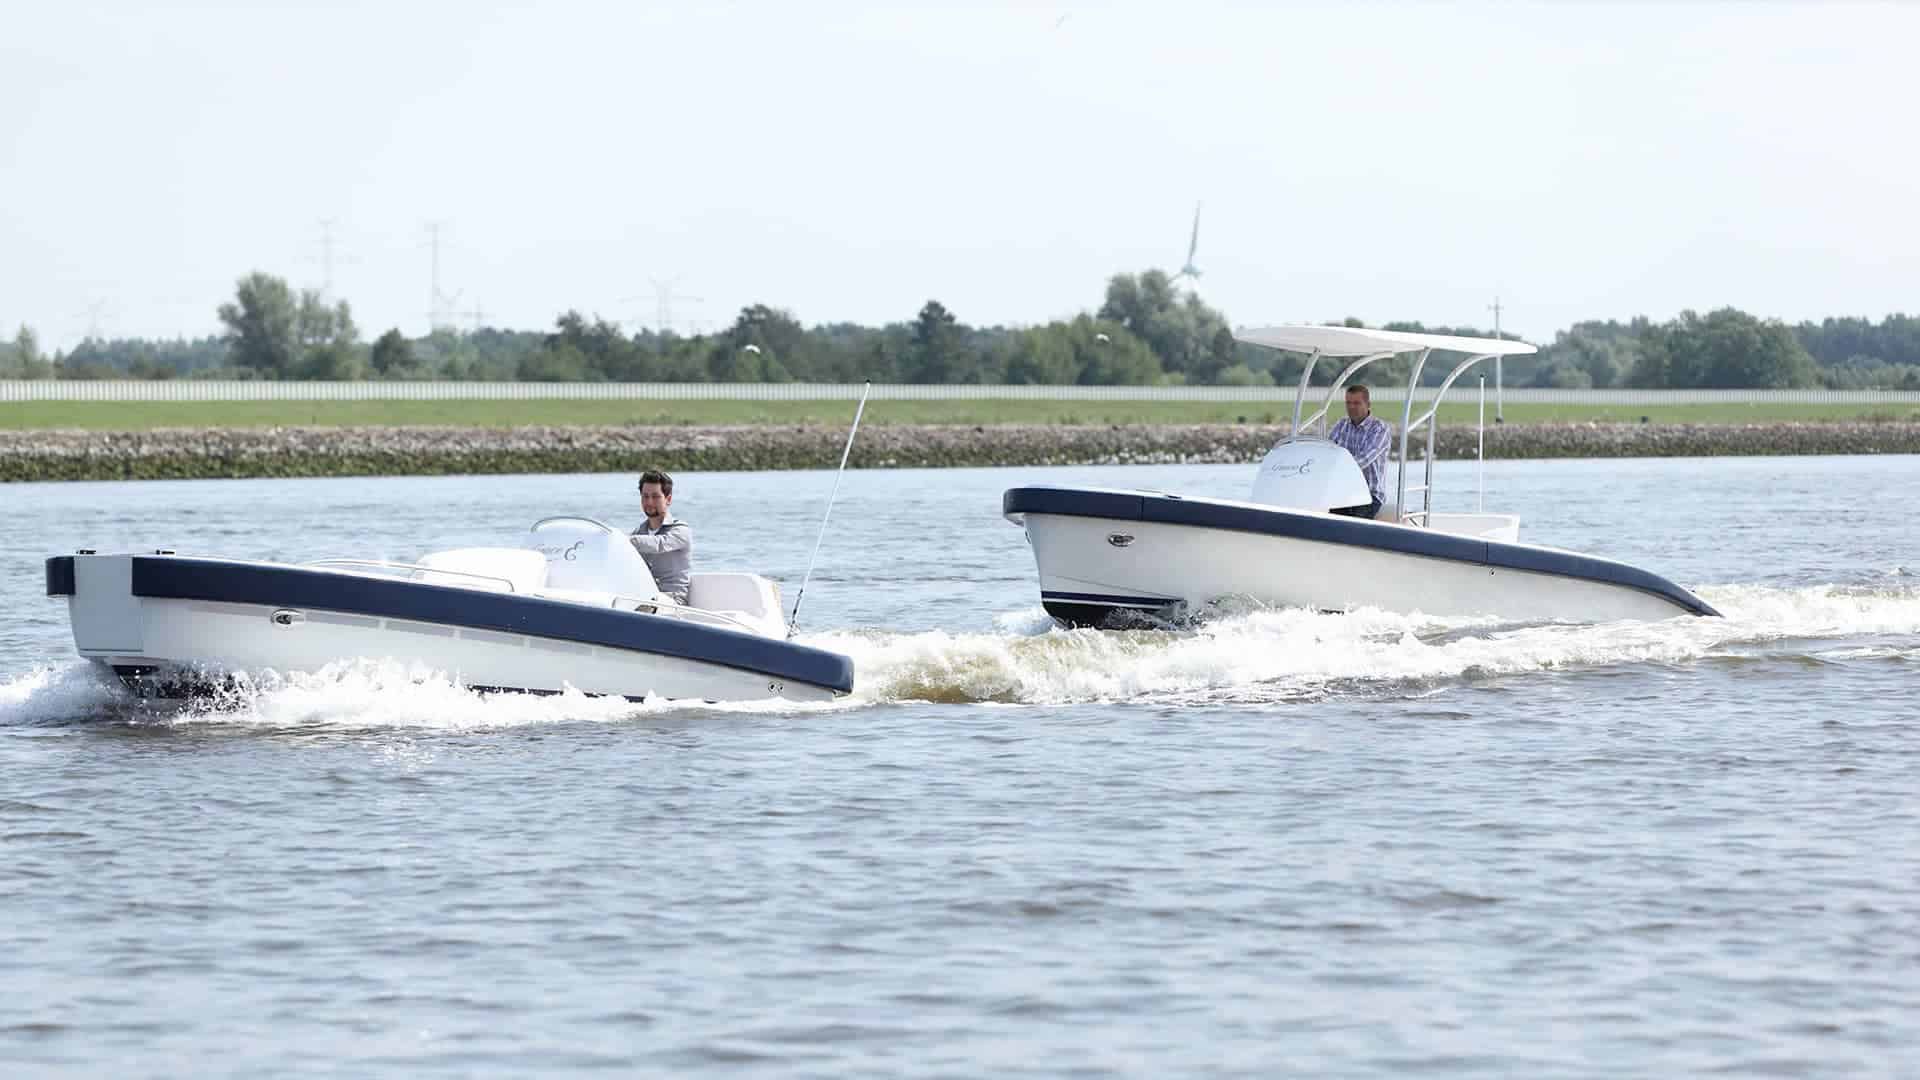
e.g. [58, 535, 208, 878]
[1004, 324, 1718, 626]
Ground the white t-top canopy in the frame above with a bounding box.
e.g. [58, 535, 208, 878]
[1235, 324, 1537, 358]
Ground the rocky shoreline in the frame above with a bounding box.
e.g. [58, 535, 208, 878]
[4, 421, 1918, 482]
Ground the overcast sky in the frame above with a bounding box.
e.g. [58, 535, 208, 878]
[3, 1, 1914, 350]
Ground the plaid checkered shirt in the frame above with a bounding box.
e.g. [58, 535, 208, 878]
[1327, 415, 1392, 504]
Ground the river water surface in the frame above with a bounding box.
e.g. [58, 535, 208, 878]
[3, 457, 1917, 1077]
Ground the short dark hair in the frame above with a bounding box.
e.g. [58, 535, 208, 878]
[1345, 384, 1371, 401]
[638, 469, 673, 495]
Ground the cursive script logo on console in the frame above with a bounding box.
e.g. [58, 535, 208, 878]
[534, 541, 585, 562]
[1262, 458, 1313, 478]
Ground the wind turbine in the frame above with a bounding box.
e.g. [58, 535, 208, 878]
[1169, 202, 1203, 292]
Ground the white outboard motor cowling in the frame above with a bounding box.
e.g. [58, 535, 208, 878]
[1249, 436, 1372, 512]
[524, 517, 662, 601]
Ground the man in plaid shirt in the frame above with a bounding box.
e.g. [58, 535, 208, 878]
[1327, 384, 1391, 520]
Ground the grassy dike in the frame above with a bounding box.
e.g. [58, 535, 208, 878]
[4, 416, 1920, 482]
[6, 397, 1919, 431]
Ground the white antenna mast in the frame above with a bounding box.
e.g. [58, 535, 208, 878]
[788, 382, 873, 638]
[1488, 295, 1505, 423]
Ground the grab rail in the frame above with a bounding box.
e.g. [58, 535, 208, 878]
[1255, 333, 1514, 531]
[1397, 350, 1498, 527]
[309, 556, 777, 636]
[1288, 348, 1321, 434]
[305, 558, 519, 593]
[623, 600, 769, 636]
[1395, 349, 1433, 525]
[1293, 350, 1395, 436]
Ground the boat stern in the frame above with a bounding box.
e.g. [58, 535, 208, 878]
[47, 553, 151, 660]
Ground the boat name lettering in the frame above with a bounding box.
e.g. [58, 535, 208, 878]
[1262, 459, 1313, 478]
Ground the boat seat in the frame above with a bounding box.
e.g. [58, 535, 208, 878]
[687, 573, 775, 618]
[687, 573, 785, 636]
[415, 547, 548, 593]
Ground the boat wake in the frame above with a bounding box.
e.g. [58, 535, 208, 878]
[3, 582, 1915, 728]
[809, 581, 1920, 706]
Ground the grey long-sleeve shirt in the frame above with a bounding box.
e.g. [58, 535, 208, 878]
[628, 516, 692, 603]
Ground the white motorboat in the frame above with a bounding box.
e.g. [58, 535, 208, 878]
[44, 516, 855, 702]
[1004, 324, 1718, 625]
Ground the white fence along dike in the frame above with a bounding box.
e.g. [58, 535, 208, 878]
[5, 381, 1918, 406]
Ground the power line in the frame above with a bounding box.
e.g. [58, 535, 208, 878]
[424, 221, 459, 332]
[459, 298, 487, 332]
[71, 299, 113, 341]
[623, 276, 704, 335]
[654, 276, 703, 335]
[307, 218, 359, 301]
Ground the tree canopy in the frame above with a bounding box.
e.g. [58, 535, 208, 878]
[5, 270, 1913, 389]
[212, 272, 361, 379]
[1628, 308, 1817, 389]
[1098, 270, 1235, 383]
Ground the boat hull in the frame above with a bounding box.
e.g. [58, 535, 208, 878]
[47, 554, 851, 703]
[1004, 486, 1717, 625]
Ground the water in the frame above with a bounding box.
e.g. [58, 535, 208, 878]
[3, 457, 1917, 1077]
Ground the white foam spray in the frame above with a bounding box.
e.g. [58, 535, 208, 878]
[3, 584, 1914, 728]
[809, 582, 1920, 707]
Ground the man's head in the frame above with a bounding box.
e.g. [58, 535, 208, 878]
[1344, 384, 1372, 424]
[638, 469, 674, 523]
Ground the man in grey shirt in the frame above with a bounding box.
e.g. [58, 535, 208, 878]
[629, 469, 692, 604]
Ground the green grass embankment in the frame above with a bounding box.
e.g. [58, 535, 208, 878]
[5, 398, 1918, 431]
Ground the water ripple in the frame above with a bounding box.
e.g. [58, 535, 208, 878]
[1, 463, 1917, 1076]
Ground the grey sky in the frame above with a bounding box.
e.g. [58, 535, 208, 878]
[4, 1, 1914, 351]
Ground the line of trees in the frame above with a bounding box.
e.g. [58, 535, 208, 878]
[4, 270, 1916, 389]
